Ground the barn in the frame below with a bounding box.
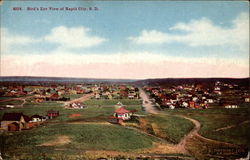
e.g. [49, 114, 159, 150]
[0, 113, 30, 131]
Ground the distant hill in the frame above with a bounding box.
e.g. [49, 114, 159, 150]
[134, 78, 250, 88]
[0, 76, 136, 84]
[0, 76, 249, 88]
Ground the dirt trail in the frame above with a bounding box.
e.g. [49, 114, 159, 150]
[137, 111, 241, 157]
[0, 95, 33, 102]
[64, 93, 94, 106]
[215, 120, 250, 132]
[0, 95, 34, 107]
[139, 88, 158, 114]
[38, 135, 71, 146]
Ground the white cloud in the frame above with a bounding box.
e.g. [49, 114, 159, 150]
[128, 30, 171, 44]
[44, 26, 107, 49]
[1, 28, 39, 53]
[129, 12, 249, 52]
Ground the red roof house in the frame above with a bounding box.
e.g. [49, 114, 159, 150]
[47, 110, 59, 119]
[113, 107, 131, 121]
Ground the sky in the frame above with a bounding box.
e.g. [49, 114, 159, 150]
[0, 1, 249, 79]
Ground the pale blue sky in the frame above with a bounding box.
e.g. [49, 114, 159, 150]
[1, 1, 248, 56]
[0, 1, 249, 78]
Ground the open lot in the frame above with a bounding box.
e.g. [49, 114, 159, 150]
[1, 123, 159, 159]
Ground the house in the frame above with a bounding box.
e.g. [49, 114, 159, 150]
[49, 93, 60, 101]
[47, 110, 59, 119]
[189, 101, 195, 108]
[95, 93, 101, 99]
[0, 113, 30, 131]
[224, 104, 239, 109]
[207, 99, 214, 103]
[69, 102, 85, 109]
[31, 114, 43, 122]
[113, 107, 132, 123]
[244, 96, 250, 103]
[33, 97, 45, 103]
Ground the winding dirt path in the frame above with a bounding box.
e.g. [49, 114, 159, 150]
[138, 89, 238, 146]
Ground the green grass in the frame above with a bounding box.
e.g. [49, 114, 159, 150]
[162, 107, 250, 146]
[0, 100, 24, 105]
[0, 97, 16, 100]
[1, 123, 158, 158]
[83, 99, 142, 105]
[0, 103, 144, 122]
[24, 101, 64, 108]
[61, 93, 85, 100]
[145, 115, 194, 144]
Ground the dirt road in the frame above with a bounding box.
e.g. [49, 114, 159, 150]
[64, 93, 94, 106]
[0, 95, 34, 107]
[139, 88, 158, 114]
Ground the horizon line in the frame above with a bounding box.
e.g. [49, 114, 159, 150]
[0, 75, 249, 80]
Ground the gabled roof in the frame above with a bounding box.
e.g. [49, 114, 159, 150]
[2, 113, 23, 121]
[114, 107, 130, 114]
[23, 115, 32, 122]
[31, 114, 42, 119]
[1, 113, 30, 122]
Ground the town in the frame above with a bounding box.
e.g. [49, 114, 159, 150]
[0, 77, 249, 159]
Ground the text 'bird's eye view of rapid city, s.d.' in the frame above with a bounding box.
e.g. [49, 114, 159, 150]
[0, 1, 249, 160]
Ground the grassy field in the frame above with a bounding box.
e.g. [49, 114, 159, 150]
[83, 99, 142, 105]
[162, 106, 250, 146]
[1, 123, 158, 159]
[61, 93, 85, 100]
[145, 115, 194, 144]
[1, 96, 248, 159]
[0, 100, 24, 105]
[23, 101, 64, 108]
[0, 102, 145, 122]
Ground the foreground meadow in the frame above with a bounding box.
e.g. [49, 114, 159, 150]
[0, 99, 249, 159]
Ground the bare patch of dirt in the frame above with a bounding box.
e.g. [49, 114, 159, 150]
[138, 118, 148, 131]
[38, 135, 71, 146]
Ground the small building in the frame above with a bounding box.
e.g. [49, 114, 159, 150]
[47, 110, 59, 119]
[244, 96, 250, 103]
[31, 114, 43, 122]
[113, 107, 132, 121]
[224, 104, 239, 109]
[0, 113, 30, 131]
[69, 102, 84, 109]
